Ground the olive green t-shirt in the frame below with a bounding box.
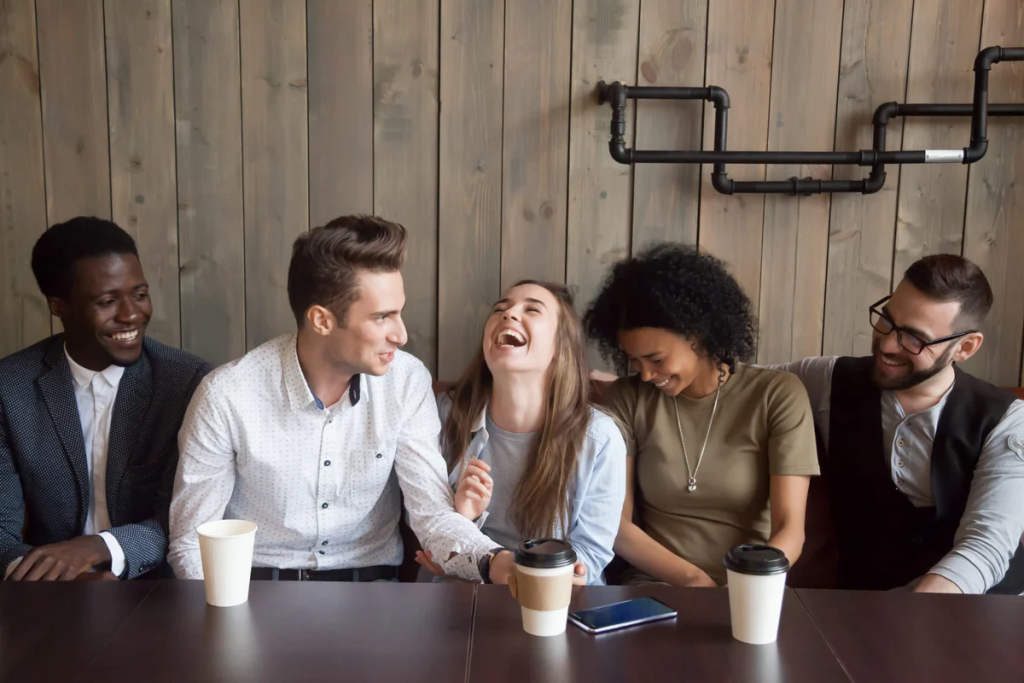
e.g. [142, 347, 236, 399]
[603, 364, 819, 585]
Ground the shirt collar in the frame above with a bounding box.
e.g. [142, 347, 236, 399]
[64, 344, 125, 390]
[283, 334, 367, 411]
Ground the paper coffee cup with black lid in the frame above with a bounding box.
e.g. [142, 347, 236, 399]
[508, 539, 577, 636]
[723, 544, 790, 644]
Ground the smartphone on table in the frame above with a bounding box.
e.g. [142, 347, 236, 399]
[568, 597, 677, 634]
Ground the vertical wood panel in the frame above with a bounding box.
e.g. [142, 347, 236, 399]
[757, 0, 844, 364]
[631, 0, 707, 250]
[962, 0, 1024, 385]
[500, 0, 572, 288]
[240, 0, 308, 349]
[823, 0, 913, 357]
[567, 0, 639, 370]
[893, 0, 984, 278]
[373, 0, 439, 373]
[173, 0, 245, 365]
[308, 0, 373, 226]
[698, 0, 774, 304]
[105, 0, 180, 347]
[0, 0, 49, 355]
[437, 0, 504, 381]
[36, 0, 111, 223]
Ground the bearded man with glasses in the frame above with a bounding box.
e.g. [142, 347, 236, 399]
[771, 254, 1024, 595]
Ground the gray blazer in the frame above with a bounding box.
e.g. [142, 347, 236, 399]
[0, 335, 212, 578]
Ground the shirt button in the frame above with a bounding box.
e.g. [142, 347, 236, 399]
[897, 438, 906, 448]
[328, 418, 333, 424]
[324, 460, 331, 467]
[322, 541, 329, 546]
[897, 460, 904, 468]
[376, 453, 382, 459]
[321, 502, 329, 509]
[319, 550, 325, 555]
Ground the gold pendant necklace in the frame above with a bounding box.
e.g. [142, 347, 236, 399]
[672, 369, 724, 493]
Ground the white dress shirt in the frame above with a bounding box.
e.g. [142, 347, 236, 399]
[4, 348, 127, 579]
[168, 334, 496, 580]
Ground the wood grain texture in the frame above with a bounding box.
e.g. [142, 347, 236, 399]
[308, 0, 373, 226]
[567, 0, 639, 371]
[239, 0, 308, 350]
[437, 0, 504, 381]
[0, 0, 50, 356]
[698, 0, 774, 305]
[631, 0, 707, 250]
[173, 0, 245, 365]
[500, 0, 572, 288]
[893, 0, 984, 278]
[823, 0, 914, 358]
[373, 0, 439, 373]
[962, 0, 1024, 385]
[756, 0, 844, 364]
[105, 0, 180, 347]
[36, 0, 111, 223]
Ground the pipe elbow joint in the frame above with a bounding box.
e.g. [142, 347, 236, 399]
[711, 171, 734, 195]
[975, 46, 1003, 71]
[598, 80, 627, 107]
[863, 171, 886, 195]
[707, 86, 730, 109]
[873, 102, 899, 126]
[962, 141, 988, 164]
[609, 142, 632, 165]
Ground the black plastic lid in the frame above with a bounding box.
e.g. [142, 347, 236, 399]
[722, 544, 790, 576]
[513, 538, 577, 569]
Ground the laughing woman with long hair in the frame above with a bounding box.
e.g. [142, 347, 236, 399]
[420, 281, 626, 585]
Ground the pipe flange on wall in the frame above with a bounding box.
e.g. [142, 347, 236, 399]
[597, 46, 1024, 196]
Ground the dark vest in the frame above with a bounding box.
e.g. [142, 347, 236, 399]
[826, 356, 1024, 594]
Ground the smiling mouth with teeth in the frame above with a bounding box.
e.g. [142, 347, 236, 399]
[496, 330, 527, 348]
[654, 378, 670, 388]
[110, 329, 139, 342]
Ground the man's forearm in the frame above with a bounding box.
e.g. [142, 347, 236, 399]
[913, 573, 964, 594]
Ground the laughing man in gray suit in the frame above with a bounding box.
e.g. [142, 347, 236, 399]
[0, 217, 212, 581]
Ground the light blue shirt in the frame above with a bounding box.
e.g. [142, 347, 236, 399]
[438, 398, 627, 585]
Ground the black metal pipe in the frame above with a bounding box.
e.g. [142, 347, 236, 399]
[597, 45, 1024, 195]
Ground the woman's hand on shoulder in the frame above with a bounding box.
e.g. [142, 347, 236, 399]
[454, 459, 493, 520]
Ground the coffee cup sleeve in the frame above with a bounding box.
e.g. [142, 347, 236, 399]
[508, 566, 574, 611]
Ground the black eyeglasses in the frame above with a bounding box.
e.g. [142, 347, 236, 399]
[868, 296, 975, 356]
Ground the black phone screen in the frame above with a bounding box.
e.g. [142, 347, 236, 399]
[570, 597, 677, 631]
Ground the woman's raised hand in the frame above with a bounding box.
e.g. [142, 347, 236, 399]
[455, 459, 493, 521]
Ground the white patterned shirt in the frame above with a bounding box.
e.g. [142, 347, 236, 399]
[168, 334, 496, 580]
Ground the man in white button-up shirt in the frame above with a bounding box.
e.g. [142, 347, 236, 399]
[170, 216, 509, 583]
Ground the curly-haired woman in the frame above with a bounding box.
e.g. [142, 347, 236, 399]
[583, 243, 819, 587]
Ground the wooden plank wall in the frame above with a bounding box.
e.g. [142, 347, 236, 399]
[2, 0, 1024, 385]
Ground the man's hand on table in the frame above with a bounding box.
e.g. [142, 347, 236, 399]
[8, 536, 112, 581]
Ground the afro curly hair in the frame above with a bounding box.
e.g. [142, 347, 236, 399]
[583, 242, 757, 374]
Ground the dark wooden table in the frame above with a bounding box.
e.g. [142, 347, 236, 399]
[72, 580, 476, 683]
[4, 581, 1023, 682]
[797, 588, 1024, 683]
[468, 584, 851, 683]
[0, 581, 156, 682]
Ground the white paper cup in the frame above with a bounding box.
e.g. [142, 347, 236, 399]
[509, 539, 578, 637]
[724, 544, 790, 645]
[515, 564, 575, 636]
[197, 520, 258, 607]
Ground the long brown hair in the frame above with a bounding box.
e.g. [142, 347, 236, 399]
[441, 280, 591, 540]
